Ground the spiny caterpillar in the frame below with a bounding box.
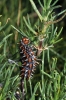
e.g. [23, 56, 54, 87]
[19, 37, 38, 80]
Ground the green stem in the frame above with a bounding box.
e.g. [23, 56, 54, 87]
[29, 78, 32, 96]
[42, 50, 45, 93]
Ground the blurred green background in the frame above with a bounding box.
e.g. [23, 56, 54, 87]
[0, 0, 66, 100]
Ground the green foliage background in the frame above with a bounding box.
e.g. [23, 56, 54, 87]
[0, 0, 66, 100]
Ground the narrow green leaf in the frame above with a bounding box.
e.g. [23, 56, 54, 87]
[51, 0, 59, 6]
[41, 70, 52, 78]
[23, 17, 37, 35]
[0, 23, 8, 31]
[38, 0, 44, 10]
[50, 5, 61, 11]
[42, 50, 45, 93]
[46, 0, 52, 9]
[30, 82, 40, 100]
[50, 48, 66, 61]
[29, 78, 32, 96]
[43, 0, 46, 9]
[12, 75, 19, 85]
[0, 34, 12, 48]
[54, 38, 63, 44]
[53, 10, 66, 19]
[30, 0, 43, 21]
[57, 27, 63, 38]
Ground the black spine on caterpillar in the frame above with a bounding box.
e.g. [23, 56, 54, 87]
[19, 37, 38, 95]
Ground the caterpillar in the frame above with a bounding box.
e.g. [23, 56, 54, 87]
[19, 37, 38, 80]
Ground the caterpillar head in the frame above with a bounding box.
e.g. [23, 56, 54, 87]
[22, 37, 30, 45]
